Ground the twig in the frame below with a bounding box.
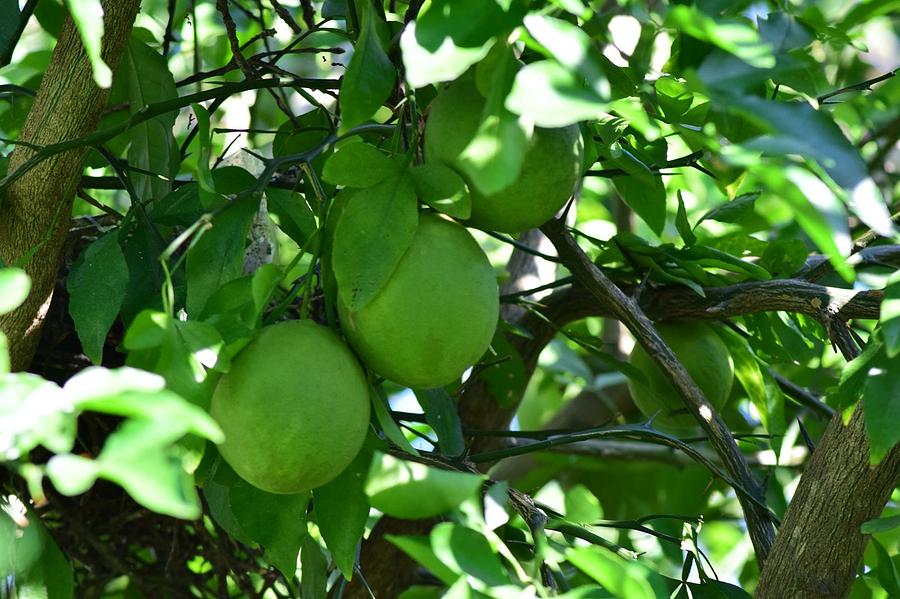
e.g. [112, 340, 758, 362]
[539, 218, 776, 563]
[817, 69, 898, 106]
[217, 0, 256, 78]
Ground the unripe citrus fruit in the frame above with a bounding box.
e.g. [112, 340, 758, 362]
[627, 323, 734, 433]
[210, 320, 370, 494]
[338, 214, 499, 389]
[424, 79, 584, 234]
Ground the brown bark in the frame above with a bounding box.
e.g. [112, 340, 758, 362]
[0, 1, 141, 371]
[756, 408, 900, 598]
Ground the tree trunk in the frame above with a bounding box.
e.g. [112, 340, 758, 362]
[756, 407, 900, 598]
[0, 1, 141, 371]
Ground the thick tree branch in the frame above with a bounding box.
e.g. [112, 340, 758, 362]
[539, 219, 776, 563]
[0, 1, 142, 371]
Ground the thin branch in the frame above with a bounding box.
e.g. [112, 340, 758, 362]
[268, 0, 302, 33]
[817, 68, 898, 106]
[539, 218, 776, 563]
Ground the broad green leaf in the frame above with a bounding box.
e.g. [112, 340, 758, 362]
[697, 193, 759, 225]
[728, 97, 894, 238]
[205, 460, 309, 578]
[339, 2, 395, 130]
[655, 77, 693, 121]
[186, 195, 260, 317]
[150, 184, 203, 226]
[861, 513, 900, 534]
[881, 270, 900, 358]
[64, 0, 111, 87]
[430, 523, 510, 587]
[323, 142, 400, 187]
[834, 337, 883, 412]
[564, 485, 604, 524]
[871, 539, 900, 597]
[120, 211, 167, 324]
[400, 0, 523, 88]
[0, 373, 75, 460]
[265, 188, 317, 245]
[458, 47, 529, 196]
[863, 350, 900, 464]
[301, 535, 328, 598]
[414, 389, 465, 457]
[67, 231, 129, 364]
[124, 36, 178, 202]
[331, 175, 418, 311]
[365, 452, 483, 519]
[0, 267, 30, 315]
[507, 60, 608, 127]
[46, 453, 100, 496]
[1, 509, 75, 598]
[409, 162, 471, 219]
[665, 6, 774, 69]
[568, 546, 669, 599]
[314, 450, 372, 579]
[387, 535, 458, 585]
[612, 175, 666, 236]
[192, 104, 218, 209]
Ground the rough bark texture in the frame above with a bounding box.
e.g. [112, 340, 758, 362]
[0, 1, 141, 371]
[756, 407, 900, 598]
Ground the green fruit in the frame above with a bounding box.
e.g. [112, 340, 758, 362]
[424, 79, 584, 234]
[627, 323, 734, 433]
[210, 320, 370, 494]
[338, 214, 499, 389]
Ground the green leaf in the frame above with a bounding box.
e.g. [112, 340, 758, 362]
[430, 523, 510, 587]
[414, 389, 465, 457]
[265, 188, 317, 245]
[331, 176, 418, 311]
[697, 192, 759, 225]
[720, 329, 783, 435]
[64, 0, 112, 87]
[564, 485, 603, 524]
[2, 510, 75, 598]
[0, 3, 21, 65]
[67, 231, 129, 364]
[124, 36, 179, 202]
[0, 267, 31, 315]
[507, 60, 608, 127]
[205, 460, 309, 578]
[568, 546, 668, 599]
[409, 162, 471, 219]
[339, 1, 395, 130]
[612, 175, 666, 236]
[371, 385, 419, 456]
[323, 142, 400, 187]
[871, 539, 900, 597]
[301, 534, 328, 597]
[46, 453, 100, 495]
[881, 270, 900, 358]
[365, 452, 483, 519]
[0, 373, 75, 460]
[400, 0, 523, 88]
[675, 192, 696, 247]
[523, 15, 608, 98]
[863, 350, 900, 464]
[186, 195, 260, 317]
[665, 6, 774, 69]
[386, 535, 458, 585]
[313, 450, 372, 579]
[861, 513, 900, 534]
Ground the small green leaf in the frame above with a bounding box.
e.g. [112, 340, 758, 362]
[0, 268, 30, 315]
[339, 2, 395, 130]
[365, 452, 483, 519]
[386, 535, 458, 585]
[431, 523, 510, 587]
[863, 350, 900, 464]
[370, 385, 419, 456]
[675, 192, 696, 247]
[564, 485, 603, 524]
[414, 389, 465, 457]
[507, 60, 608, 127]
[871, 539, 900, 597]
[665, 6, 774, 69]
[332, 176, 418, 311]
[880, 270, 900, 358]
[612, 175, 666, 236]
[265, 188, 317, 245]
[0, 373, 75, 459]
[698, 192, 759, 225]
[67, 231, 129, 364]
[64, 0, 111, 87]
[301, 534, 328, 597]
[186, 195, 260, 317]
[323, 142, 400, 187]
[861, 513, 900, 534]
[314, 450, 372, 579]
[409, 162, 471, 219]
[524, 15, 608, 98]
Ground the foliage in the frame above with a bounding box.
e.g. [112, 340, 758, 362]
[1, 0, 899, 597]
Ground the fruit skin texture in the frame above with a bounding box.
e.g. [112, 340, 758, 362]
[210, 320, 370, 494]
[338, 214, 499, 389]
[424, 79, 584, 234]
[627, 323, 734, 433]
